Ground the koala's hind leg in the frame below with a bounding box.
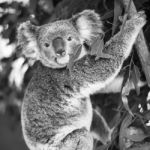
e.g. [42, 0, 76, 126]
[59, 128, 93, 150]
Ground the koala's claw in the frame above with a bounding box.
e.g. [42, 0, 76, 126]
[131, 11, 146, 20]
[137, 11, 146, 19]
[126, 11, 147, 28]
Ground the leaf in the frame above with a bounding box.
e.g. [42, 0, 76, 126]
[67, 44, 82, 74]
[145, 53, 150, 66]
[38, 0, 54, 14]
[90, 35, 113, 60]
[122, 79, 131, 96]
[122, 95, 134, 116]
[120, 0, 132, 36]
[130, 64, 141, 95]
[119, 114, 133, 150]
[109, 110, 121, 129]
[128, 143, 150, 150]
[29, 0, 37, 13]
[101, 10, 114, 20]
[122, 79, 134, 116]
[112, 0, 123, 35]
[125, 127, 148, 142]
[92, 109, 112, 145]
[102, 0, 109, 11]
[143, 110, 150, 120]
[95, 144, 109, 150]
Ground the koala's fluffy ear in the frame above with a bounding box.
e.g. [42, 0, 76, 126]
[17, 21, 39, 65]
[71, 10, 103, 44]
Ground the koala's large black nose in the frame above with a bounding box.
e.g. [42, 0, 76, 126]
[56, 49, 66, 56]
[52, 37, 66, 56]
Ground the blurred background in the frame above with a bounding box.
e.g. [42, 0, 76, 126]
[0, 0, 150, 150]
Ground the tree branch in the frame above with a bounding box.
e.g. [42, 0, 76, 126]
[122, 0, 150, 86]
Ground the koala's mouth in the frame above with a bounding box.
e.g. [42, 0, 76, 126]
[55, 54, 70, 66]
[55, 57, 68, 66]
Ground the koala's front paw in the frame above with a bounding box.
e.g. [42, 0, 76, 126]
[129, 11, 146, 28]
[131, 11, 146, 19]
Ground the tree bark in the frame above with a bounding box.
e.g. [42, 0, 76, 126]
[122, 0, 150, 86]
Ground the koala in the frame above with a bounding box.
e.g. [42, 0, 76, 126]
[17, 10, 146, 150]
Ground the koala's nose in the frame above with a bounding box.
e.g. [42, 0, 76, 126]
[52, 37, 66, 56]
[56, 49, 66, 56]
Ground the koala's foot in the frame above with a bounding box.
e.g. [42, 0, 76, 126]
[59, 128, 93, 150]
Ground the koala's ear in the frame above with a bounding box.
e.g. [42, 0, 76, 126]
[17, 21, 40, 65]
[71, 10, 103, 44]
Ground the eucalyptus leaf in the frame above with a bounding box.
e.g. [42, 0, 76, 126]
[130, 64, 141, 95]
[122, 79, 134, 116]
[91, 35, 112, 60]
[67, 44, 82, 74]
[128, 143, 150, 150]
[122, 95, 134, 116]
[119, 114, 133, 150]
[120, 0, 132, 38]
[125, 127, 148, 142]
[112, 0, 123, 35]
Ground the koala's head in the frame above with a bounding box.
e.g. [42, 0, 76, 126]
[17, 10, 103, 68]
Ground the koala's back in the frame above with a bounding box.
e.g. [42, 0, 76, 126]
[21, 62, 93, 149]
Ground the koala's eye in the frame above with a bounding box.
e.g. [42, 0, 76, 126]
[44, 43, 50, 47]
[67, 36, 72, 41]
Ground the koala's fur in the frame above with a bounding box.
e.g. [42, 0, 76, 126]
[18, 10, 146, 150]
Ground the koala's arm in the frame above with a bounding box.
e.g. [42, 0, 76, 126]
[59, 128, 93, 150]
[71, 12, 146, 95]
